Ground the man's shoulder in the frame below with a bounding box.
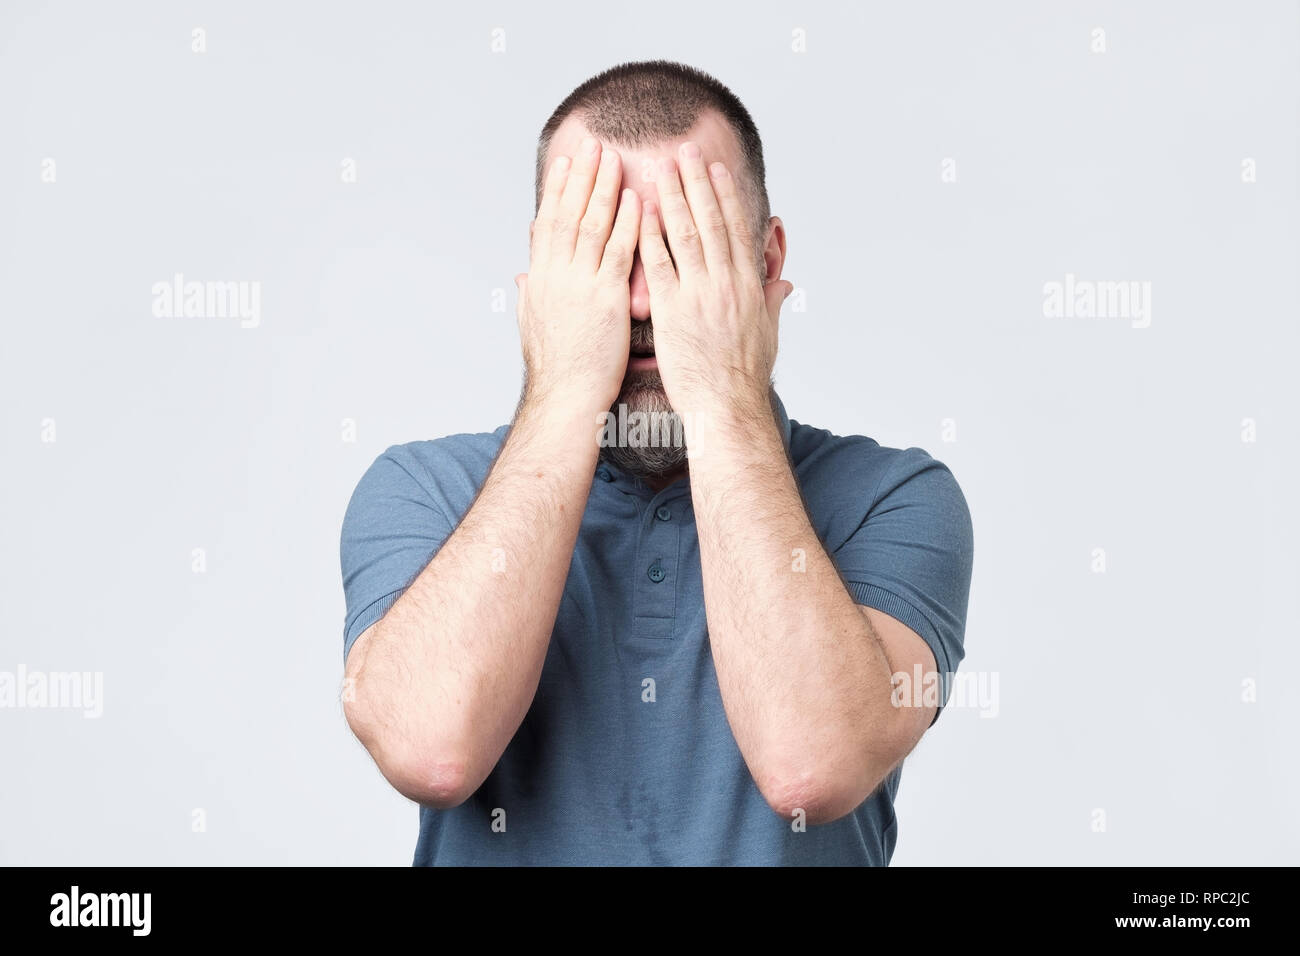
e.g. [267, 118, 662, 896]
[349, 424, 510, 510]
[787, 418, 965, 511]
[786, 419, 972, 582]
[379, 424, 510, 477]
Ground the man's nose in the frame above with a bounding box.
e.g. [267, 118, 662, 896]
[629, 250, 651, 322]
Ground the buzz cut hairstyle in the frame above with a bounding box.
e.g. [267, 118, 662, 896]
[534, 59, 772, 274]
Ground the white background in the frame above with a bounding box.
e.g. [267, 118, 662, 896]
[1, 0, 1296, 864]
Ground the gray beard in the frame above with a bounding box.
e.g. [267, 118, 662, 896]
[598, 371, 688, 480]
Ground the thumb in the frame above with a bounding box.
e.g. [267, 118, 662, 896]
[514, 273, 528, 322]
[765, 278, 794, 317]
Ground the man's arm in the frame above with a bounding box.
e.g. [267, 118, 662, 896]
[685, 404, 939, 825]
[344, 396, 600, 807]
[343, 137, 641, 807]
[637, 145, 945, 824]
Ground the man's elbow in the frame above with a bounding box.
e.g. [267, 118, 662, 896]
[756, 768, 864, 826]
[344, 698, 475, 809]
[382, 751, 474, 809]
[755, 748, 908, 825]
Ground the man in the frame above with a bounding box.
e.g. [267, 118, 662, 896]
[339, 60, 973, 865]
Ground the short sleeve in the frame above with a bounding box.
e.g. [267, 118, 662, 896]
[832, 447, 974, 720]
[339, 447, 455, 662]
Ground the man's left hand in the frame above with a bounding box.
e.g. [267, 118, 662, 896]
[638, 143, 793, 421]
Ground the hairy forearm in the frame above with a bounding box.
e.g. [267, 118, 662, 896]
[345, 390, 601, 806]
[686, 397, 907, 822]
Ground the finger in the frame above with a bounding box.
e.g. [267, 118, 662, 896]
[707, 161, 757, 273]
[599, 188, 641, 282]
[574, 147, 623, 272]
[638, 199, 678, 298]
[652, 156, 706, 276]
[676, 142, 731, 271]
[554, 136, 604, 262]
[532, 154, 571, 264]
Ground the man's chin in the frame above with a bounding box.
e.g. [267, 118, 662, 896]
[599, 372, 688, 479]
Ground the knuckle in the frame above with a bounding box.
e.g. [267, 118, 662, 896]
[674, 223, 699, 246]
[649, 255, 676, 280]
[601, 242, 631, 272]
[577, 220, 605, 246]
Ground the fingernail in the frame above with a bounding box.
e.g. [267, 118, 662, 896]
[709, 162, 728, 179]
[680, 142, 701, 159]
[582, 136, 600, 155]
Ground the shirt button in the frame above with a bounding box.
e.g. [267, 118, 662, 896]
[597, 468, 613, 482]
[647, 563, 666, 583]
[655, 506, 672, 522]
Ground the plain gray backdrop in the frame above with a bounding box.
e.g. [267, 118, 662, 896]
[2, 0, 1296, 865]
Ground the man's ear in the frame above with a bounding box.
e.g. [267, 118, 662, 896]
[761, 216, 787, 283]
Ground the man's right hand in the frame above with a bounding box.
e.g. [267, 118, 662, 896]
[516, 137, 641, 413]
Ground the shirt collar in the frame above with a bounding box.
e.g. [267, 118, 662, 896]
[772, 389, 793, 449]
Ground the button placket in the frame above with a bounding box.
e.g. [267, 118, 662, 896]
[630, 490, 684, 633]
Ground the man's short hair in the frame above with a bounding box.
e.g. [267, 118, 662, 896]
[535, 60, 772, 263]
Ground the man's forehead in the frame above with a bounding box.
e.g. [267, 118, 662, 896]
[547, 110, 744, 181]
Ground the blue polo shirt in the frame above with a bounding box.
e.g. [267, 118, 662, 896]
[340, 394, 973, 865]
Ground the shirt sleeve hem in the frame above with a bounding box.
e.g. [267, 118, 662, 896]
[844, 580, 954, 726]
[344, 589, 406, 662]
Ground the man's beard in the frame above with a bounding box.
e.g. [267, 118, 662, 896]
[598, 320, 687, 480]
[599, 370, 688, 480]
